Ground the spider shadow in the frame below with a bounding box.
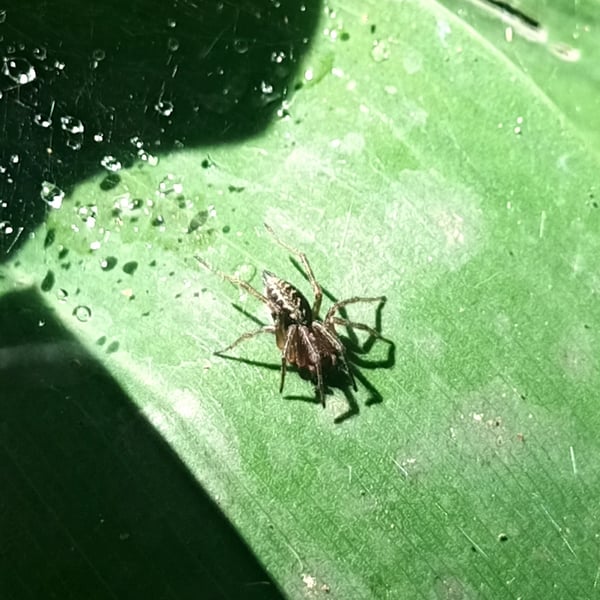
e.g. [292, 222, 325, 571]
[283, 332, 395, 424]
[226, 289, 395, 424]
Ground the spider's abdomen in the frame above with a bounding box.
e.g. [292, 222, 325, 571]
[263, 270, 312, 325]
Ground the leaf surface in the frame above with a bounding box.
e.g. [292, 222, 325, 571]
[2, 1, 599, 598]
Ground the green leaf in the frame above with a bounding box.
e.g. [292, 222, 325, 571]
[2, 1, 599, 598]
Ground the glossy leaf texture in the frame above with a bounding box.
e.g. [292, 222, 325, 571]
[2, 1, 599, 598]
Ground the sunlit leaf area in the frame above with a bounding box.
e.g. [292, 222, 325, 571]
[1, 1, 599, 598]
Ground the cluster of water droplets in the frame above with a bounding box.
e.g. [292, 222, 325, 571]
[130, 136, 159, 165]
[60, 115, 85, 150]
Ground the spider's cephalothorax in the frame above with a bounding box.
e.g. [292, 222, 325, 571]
[196, 224, 386, 407]
[263, 270, 313, 327]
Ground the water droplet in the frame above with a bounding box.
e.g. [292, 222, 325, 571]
[155, 100, 174, 117]
[122, 261, 138, 275]
[100, 155, 122, 172]
[40, 181, 65, 209]
[34, 264, 55, 290]
[60, 115, 85, 150]
[233, 39, 249, 54]
[60, 115, 84, 134]
[73, 305, 92, 322]
[66, 133, 84, 150]
[234, 263, 256, 283]
[187, 210, 209, 233]
[114, 195, 141, 213]
[77, 204, 98, 228]
[100, 173, 121, 191]
[271, 50, 286, 64]
[33, 113, 52, 128]
[371, 39, 391, 62]
[92, 48, 106, 61]
[403, 50, 423, 75]
[130, 135, 144, 149]
[106, 341, 120, 353]
[137, 149, 159, 165]
[100, 256, 118, 271]
[260, 80, 274, 94]
[158, 174, 183, 196]
[167, 37, 180, 52]
[0, 221, 13, 235]
[2, 57, 37, 84]
[33, 46, 47, 60]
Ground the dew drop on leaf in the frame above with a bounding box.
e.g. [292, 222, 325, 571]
[2, 57, 36, 84]
[73, 305, 92, 322]
[40, 181, 65, 209]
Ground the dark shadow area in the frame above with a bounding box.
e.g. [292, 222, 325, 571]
[0, 287, 285, 599]
[0, 0, 321, 257]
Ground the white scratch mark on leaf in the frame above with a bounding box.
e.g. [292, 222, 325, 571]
[458, 526, 488, 559]
[283, 537, 304, 572]
[569, 445, 577, 476]
[541, 504, 576, 557]
[392, 458, 408, 478]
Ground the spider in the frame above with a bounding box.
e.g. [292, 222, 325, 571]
[196, 223, 386, 407]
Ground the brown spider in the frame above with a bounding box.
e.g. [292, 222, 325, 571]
[196, 223, 386, 407]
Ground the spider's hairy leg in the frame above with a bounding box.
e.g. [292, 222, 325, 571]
[297, 324, 327, 407]
[195, 256, 269, 305]
[214, 325, 275, 356]
[263, 223, 323, 318]
[312, 321, 358, 393]
[330, 317, 383, 340]
[325, 295, 386, 323]
[279, 323, 297, 395]
[279, 356, 287, 394]
[315, 359, 325, 407]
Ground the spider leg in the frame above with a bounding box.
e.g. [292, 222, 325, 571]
[214, 325, 275, 355]
[279, 356, 287, 394]
[325, 295, 386, 323]
[331, 344, 357, 392]
[263, 223, 323, 318]
[313, 321, 358, 392]
[297, 327, 326, 406]
[330, 317, 383, 340]
[347, 363, 358, 392]
[279, 324, 298, 395]
[315, 359, 325, 407]
[196, 256, 269, 305]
